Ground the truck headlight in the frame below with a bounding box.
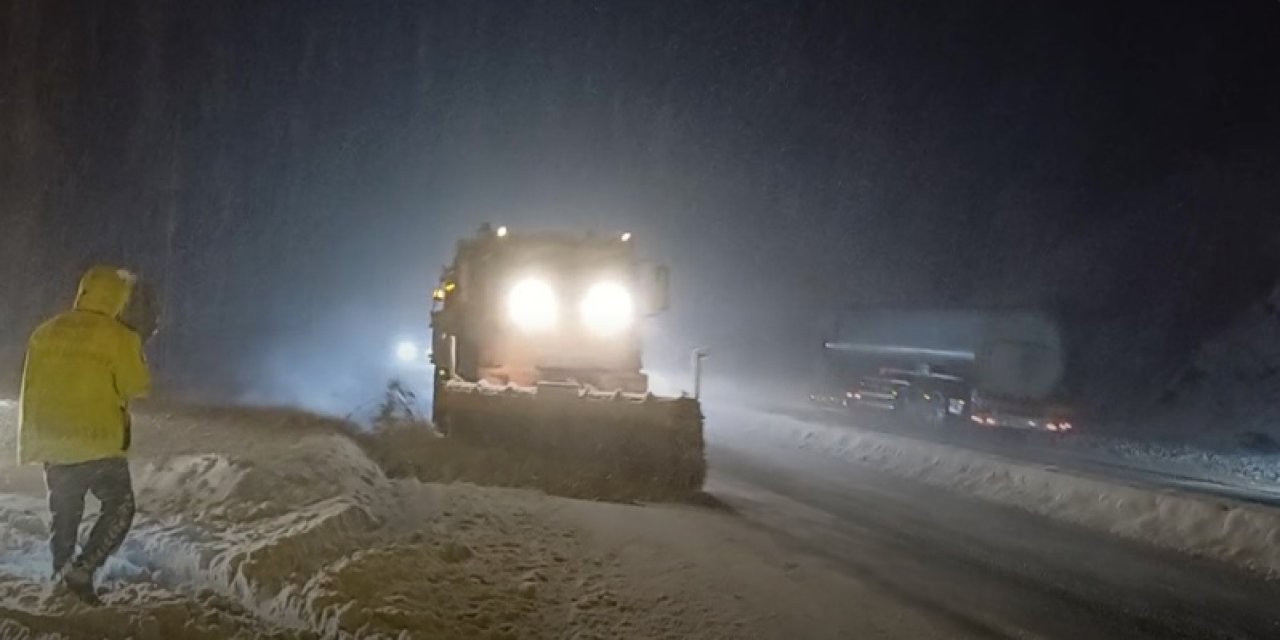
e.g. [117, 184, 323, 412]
[580, 281, 634, 336]
[507, 278, 558, 331]
[395, 340, 420, 363]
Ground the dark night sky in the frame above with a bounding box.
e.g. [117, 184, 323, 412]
[2, 1, 1278, 415]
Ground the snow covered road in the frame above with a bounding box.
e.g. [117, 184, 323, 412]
[786, 404, 1280, 508]
[704, 404, 1280, 639]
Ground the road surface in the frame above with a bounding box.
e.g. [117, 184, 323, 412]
[705, 406, 1280, 640]
[787, 403, 1280, 509]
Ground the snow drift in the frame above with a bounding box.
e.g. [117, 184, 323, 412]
[0, 404, 732, 639]
[0, 401, 925, 639]
[710, 406, 1280, 577]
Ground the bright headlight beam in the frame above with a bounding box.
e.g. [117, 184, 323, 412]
[507, 278, 557, 331]
[580, 281, 634, 336]
[395, 341, 419, 363]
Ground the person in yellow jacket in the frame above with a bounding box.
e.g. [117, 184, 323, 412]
[19, 266, 155, 605]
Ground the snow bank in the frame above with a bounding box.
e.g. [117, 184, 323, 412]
[1068, 433, 1280, 487]
[712, 407, 1280, 577]
[2, 402, 875, 639]
[0, 413, 683, 638]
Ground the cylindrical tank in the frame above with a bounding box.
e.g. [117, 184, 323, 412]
[824, 309, 1064, 400]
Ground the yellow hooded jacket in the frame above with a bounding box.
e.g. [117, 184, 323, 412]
[18, 267, 151, 465]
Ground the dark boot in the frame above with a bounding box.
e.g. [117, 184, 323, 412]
[60, 563, 101, 606]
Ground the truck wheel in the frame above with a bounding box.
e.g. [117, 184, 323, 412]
[922, 394, 947, 426]
[893, 391, 910, 414]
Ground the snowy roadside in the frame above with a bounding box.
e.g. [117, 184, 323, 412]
[1057, 432, 1280, 492]
[707, 404, 1280, 578]
[0, 402, 967, 639]
[786, 403, 1280, 507]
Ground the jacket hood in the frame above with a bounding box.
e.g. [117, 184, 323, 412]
[74, 266, 135, 318]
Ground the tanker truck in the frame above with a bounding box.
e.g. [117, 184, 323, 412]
[824, 309, 1075, 432]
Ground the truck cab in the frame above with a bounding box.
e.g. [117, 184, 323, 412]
[431, 225, 666, 395]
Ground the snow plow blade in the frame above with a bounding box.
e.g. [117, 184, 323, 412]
[371, 382, 705, 502]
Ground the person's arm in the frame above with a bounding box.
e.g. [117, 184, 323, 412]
[115, 329, 151, 400]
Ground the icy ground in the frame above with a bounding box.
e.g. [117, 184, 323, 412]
[783, 397, 1280, 509]
[1067, 433, 1280, 487]
[0, 402, 957, 639]
[716, 404, 1280, 577]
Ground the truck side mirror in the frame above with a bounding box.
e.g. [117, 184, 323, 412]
[647, 264, 670, 315]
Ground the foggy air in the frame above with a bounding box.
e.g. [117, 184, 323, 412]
[1, 1, 1278, 637]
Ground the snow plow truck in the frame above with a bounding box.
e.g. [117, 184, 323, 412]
[426, 224, 705, 501]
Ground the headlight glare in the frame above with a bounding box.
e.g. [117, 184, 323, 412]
[395, 341, 419, 363]
[507, 278, 558, 331]
[580, 282, 634, 336]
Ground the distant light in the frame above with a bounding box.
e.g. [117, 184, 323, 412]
[496, 225, 508, 237]
[395, 341, 419, 363]
[620, 232, 632, 242]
